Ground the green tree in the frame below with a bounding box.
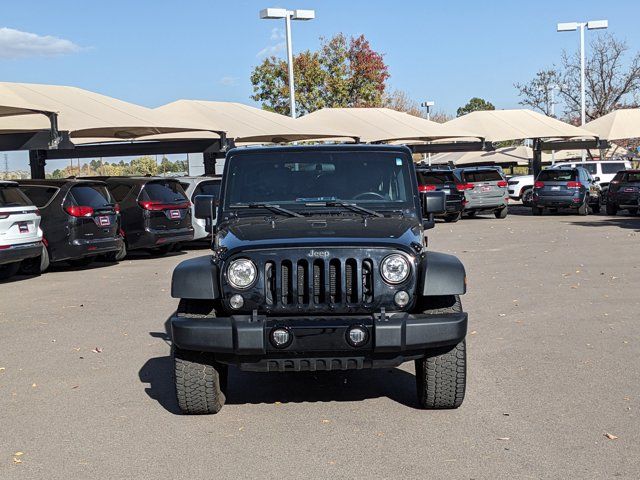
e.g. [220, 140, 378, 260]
[127, 156, 158, 176]
[251, 33, 390, 116]
[456, 97, 495, 117]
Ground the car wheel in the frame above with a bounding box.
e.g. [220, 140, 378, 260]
[174, 299, 227, 415]
[606, 203, 618, 216]
[494, 207, 508, 219]
[521, 188, 534, 207]
[105, 242, 127, 262]
[19, 245, 49, 275]
[532, 206, 543, 216]
[577, 201, 589, 216]
[0, 262, 21, 281]
[415, 295, 466, 409]
[443, 212, 461, 223]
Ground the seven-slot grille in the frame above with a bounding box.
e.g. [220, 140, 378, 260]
[264, 258, 375, 307]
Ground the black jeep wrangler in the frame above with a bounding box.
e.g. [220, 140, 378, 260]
[169, 145, 469, 414]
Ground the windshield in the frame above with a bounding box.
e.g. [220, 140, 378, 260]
[140, 181, 188, 203]
[68, 184, 113, 207]
[224, 151, 415, 212]
[538, 169, 578, 181]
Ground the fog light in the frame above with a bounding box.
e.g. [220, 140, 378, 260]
[229, 294, 244, 309]
[270, 328, 292, 348]
[346, 326, 369, 347]
[394, 290, 410, 307]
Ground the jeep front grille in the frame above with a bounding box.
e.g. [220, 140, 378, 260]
[265, 257, 374, 308]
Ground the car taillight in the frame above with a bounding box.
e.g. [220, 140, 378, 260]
[418, 185, 437, 192]
[138, 200, 190, 211]
[65, 205, 94, 217]
[114, 203, 121, 213]
[42, 237, 48, 247]
[567, 181, 581, 189]
[534, 181, 544, 189]
[119, 228, 126, 237]
[497, 180, 508, 188]
[456, 183, 473, 191]
[35, 209, 41, 216]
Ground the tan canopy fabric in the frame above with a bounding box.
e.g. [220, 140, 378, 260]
[430, 146, 532, 166]
[0, 82, 211, 139]
[296, 108, 482, 143]
[583, 109, 640, 141]
[154, 100, 353, 143]
[445, 109, 596, 142]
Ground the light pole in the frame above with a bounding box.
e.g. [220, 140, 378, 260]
[557, 20, 608, 161]
[420, 101, 435, 165]
[260, 8, 315, 118]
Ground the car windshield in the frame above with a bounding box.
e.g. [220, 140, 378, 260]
[625, 172, 640, 182]
[602, 163, 626, 174]
[224, 150, 414, 212]
[416, 171, 455, 184]
[68, 184, 113, 207]
[461, 170, 503, 182]
[0, 185, 33, 207]
[538, 169, 578, 181]
[140, 181, 188, 203]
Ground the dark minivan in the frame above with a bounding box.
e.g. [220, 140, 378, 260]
[415, 165, 464, 222]
[532, 167, 601, 216]
[96, 177, 194, 258]
[16, 179, 123, 270]
[606, 170, 640, 216]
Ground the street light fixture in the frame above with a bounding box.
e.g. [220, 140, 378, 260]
[260, 8, 315, 119]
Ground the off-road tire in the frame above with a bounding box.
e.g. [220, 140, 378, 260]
[494, 207, 508, 219]
[443, 212, 461, 223]
[173, 299, 228, 414]
[415, 295, 466, 409]
[521, 188, 534, 207]
[173, 346, 227, 415]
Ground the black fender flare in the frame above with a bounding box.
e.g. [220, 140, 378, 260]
[419, 251, 466, 296]
[171, 255, 221, 300]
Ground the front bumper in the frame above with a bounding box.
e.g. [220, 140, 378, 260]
[171, 311, 468, 371]
[0, 241, 42, 266]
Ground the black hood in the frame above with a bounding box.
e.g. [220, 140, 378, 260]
[217, 215, 422, 254]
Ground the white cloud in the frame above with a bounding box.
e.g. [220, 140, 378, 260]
[219, 76, 239, 87]
[0, 27, 82, 59]
[256, 42, 286, 58]
[270, 27, 285, 41]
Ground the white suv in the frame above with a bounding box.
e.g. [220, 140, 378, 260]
[508, 160, 632, 206]
[0, 181, 43, 280]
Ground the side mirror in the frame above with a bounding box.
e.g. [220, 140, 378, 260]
[421, 190, 446, 229]
[194, 195, 217, 221]
[593, 176, 601, 182]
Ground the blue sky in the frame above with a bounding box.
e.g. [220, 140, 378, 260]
[2, 0, 640, 170]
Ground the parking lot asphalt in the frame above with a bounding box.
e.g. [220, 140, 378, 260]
[1, 206, 639, 480]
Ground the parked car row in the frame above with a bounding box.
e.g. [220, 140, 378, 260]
[415, 164, 509, 220]
[0, 175, 222, 281]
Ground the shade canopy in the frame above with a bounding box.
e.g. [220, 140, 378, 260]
[296, 108, 482, 143]
[154, 100, 353, 143]
[445, 109, 596, 142]
[0, 82, 211, 139]
[430, 146, 532, 166]
[583, 109, 640, 141]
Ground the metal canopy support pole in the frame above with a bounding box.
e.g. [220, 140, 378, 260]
[29, 150, 47, 179]
[532, 139, 542, 179]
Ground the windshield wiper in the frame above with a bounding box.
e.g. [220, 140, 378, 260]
[296, 197, 383, 218]
[230, 202, 303, 218]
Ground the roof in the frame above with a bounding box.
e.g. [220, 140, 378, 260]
[153, 100, 353, 143]
[15, 178, 106, 186]
[583, 109, 640, 141]
[227, 143, 414, 156]
[0, 82, 211, 139]
[430, 145, 533, 166]
[445, 109, 596, 142]
[295, 108, 481, 143]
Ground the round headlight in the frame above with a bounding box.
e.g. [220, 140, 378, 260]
[227, 259, 257, 289]
[380, 254, 410, 284]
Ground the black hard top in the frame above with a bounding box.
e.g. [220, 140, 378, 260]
[227, 143, 413, 156]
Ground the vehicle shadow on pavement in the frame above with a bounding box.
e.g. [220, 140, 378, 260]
[138, 354, 420, 414]
[570, 216, 640, 231]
